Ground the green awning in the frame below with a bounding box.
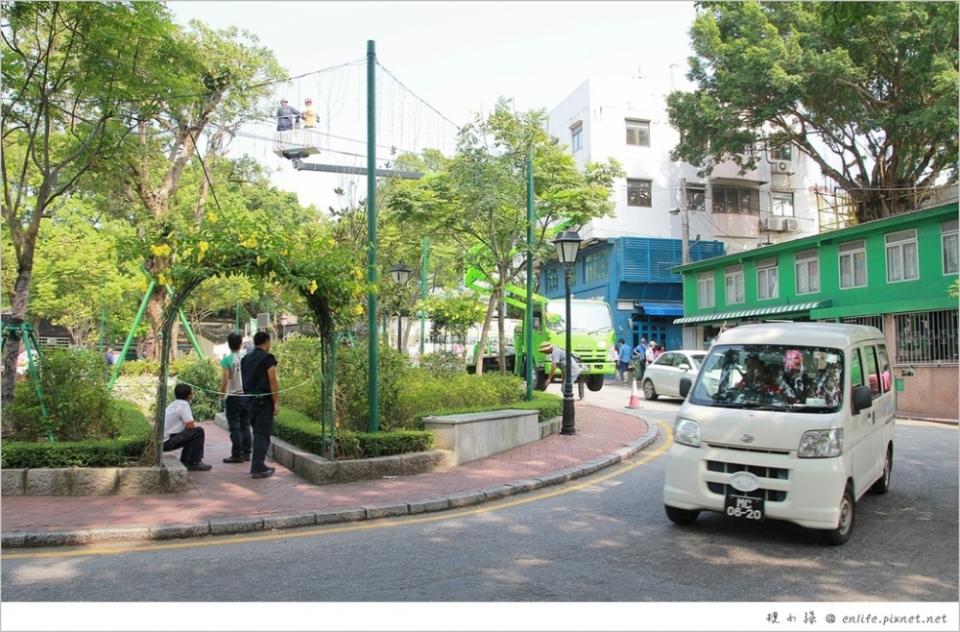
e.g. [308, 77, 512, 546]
[673, 301, 830, 325]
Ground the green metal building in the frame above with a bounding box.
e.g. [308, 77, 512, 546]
[673, 202, 959, 420]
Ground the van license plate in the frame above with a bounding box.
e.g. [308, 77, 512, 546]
[725, 493, 764, 521]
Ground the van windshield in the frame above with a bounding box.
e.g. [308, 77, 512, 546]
[545, 300, 613, 335]
[690, 344, 844, 413]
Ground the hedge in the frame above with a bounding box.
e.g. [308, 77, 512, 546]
[0, 400, 152, 469]
[412, 391, 563, 426]
[273, 408, 433, 460]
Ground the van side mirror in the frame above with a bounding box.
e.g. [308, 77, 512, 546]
[852, 385, 873, 413]
[679, 377, 692, 398]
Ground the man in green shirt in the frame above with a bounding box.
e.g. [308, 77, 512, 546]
[220, 333, 251, 463]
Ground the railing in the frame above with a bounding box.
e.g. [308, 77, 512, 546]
[894, 309, 958, 366]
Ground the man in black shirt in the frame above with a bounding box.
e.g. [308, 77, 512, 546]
[240, 331, 279, 479]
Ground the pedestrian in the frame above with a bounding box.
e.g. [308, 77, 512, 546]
[275, 98, 299, 131]
[654, 340, 665, 359]
[646, 341, 656, 364]
[220, 332, 251, 464]
[632, 338, 648, 382]
[614, 338, 625, 381]
[301, 98, 317, 129]
[618, 338, 633, 383]
[540, 341, 585, 400]
[104, 347, 116, 367]
[241, 331, 279, 479]
[162, 384, 212, 472]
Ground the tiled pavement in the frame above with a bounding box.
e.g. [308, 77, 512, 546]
[1, 405, 648, 534]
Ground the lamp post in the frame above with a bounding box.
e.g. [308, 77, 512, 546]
[389, 261, 412, 353]
[553, 230, 582, 435]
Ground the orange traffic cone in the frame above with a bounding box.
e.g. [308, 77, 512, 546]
[626, 376, 642, 409]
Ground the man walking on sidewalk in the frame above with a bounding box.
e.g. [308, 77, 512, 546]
[220, 332, 251, 464]
[241, 331, 279, 479]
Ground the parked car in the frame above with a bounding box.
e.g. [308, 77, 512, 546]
[641, 350, 706, 400]
[662, 323, 896, 545]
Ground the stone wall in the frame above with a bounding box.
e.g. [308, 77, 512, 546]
[1, 455, 188, 496]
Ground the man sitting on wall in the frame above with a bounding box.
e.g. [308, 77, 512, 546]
[163, 384, 212, 472]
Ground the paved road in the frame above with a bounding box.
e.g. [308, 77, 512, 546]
[3, 399, 956, 602]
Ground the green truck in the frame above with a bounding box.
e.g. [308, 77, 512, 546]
[465, 267, 616, 391]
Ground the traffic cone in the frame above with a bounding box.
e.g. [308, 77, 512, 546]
[626, 376, 642, 409]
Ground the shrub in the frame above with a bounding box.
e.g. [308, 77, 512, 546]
[273, 408, 332, 455]
[8, 348, 115, 441]
[169, 355, 199, 377]
[1, 400, 152, 468]
[418, 351, 466, 376]
[412, 391, 563, 425]
[336, 344, 410, 431]
[396, 370, 524, 425]
[171, 356, 220, 421]
[121, 359, 160, 377]
[272, 334, 323, 418]
[273, 408, 431, 459]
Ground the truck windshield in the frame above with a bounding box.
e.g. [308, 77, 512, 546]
[545, 300, 613, 334]
[690, 344, 844, 413]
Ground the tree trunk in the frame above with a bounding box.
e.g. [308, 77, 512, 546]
[321, 331, 337, 460]
[169, 318, 181, 363]
[497, 284, 507, 375]
[474, 292, 497, 377]
[144, 289, 166, 361]
[1, 237, 39, 432]
[402, 316, 416, 351]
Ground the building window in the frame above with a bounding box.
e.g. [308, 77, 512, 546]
[839, 240, 867, 289]
[770, 144, 793, 161]
[843, 315, 884, 333]
[570, 122, 583, 153]
[697, 273, 715, 309]
[885, 229, 919, 283]
[942, 219, 958, 275]
[626, 178, 652, 207]
[545, 268, 559, 294]
[686, 184, 706, 212]
[771, 191, 795, 217]
[583, 251, 609, 284]
[894, 309, 958, 365]
[625, 119, 650, 146]
[712, 185, 760, 215]
[795, 249, 820, 295]
[725, 265, 744, 304]
[756, 258, 778, 300]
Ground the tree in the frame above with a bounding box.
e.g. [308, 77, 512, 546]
[419, 291, 487, 350]
[667, 1, 958, 222]
[387, 99, 621, 373]
[1, 1, 179, 414]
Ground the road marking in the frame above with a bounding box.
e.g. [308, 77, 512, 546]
[2, 422, 673, 561]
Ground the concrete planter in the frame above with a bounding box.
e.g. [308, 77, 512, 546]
[423, 409, 540, 465]
[1, 455, 188, 496]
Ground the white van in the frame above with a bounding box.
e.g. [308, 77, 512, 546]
[663, 323, 896, 545]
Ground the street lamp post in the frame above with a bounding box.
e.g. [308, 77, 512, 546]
[389, 261, 412, 353]
[553, 230, 582, 436]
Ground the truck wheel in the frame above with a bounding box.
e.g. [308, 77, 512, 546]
[665, 505, 700, 525]
[535, 369, 548, 391]
[820, 483, 855, 546]
[870, 446, 893, 495]
[643, 379, 659, 401]
[586, 374, 605, 392]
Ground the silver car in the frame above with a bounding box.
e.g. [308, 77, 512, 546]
[641, 350, 706, 400]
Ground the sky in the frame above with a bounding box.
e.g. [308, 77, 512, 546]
[169, 1, 699, 209]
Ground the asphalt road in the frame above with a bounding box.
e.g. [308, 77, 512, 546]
[2, 392, 957, 602]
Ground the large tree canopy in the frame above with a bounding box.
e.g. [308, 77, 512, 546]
[667, 1, 958, 221]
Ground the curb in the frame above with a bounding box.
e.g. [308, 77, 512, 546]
[1, 422, 661, 549]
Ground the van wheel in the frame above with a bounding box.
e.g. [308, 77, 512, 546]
[870, 446, 893, 495]
[820, 484, 855, 546]
[586, 374, 604, 392]
[643, 379, 658, 401]
[664, 505, 699, 525]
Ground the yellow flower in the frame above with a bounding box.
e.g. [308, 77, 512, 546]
[352, 304, 364, 316]
[150, 244, 171, 258]
[137, 278, 148, 293]
[307, 280, 318, 295]
[240, 234, 258, 248]
[197, 240, 209, 263]
[206, 212, 218, 224]
[158, 272, 168, 287]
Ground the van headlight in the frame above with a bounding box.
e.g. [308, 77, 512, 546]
[798, 429, 843, 458]
[674, 418, 701, 448]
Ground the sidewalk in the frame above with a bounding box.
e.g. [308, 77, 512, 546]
[1, 405, 655, 546]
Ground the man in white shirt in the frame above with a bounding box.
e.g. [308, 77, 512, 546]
[163, 383, 212, 471]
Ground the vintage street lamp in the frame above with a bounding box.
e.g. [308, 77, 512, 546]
[553, 230, 582, 435]
[389, 261, 413, 352]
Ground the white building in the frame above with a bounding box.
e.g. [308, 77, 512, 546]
[547, 76, 823, 253]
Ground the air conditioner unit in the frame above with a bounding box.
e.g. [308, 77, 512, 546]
[761, 217, 786, 232]
[772, 161, 790, 173]
[782, 218, 799, 232]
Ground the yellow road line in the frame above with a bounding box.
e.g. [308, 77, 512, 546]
[3, 422, 673, 561]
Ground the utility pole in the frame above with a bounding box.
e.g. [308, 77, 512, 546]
[419, 237, 429, 357]
[680, 177, 690, 264]
[366, 39, 379, 433]
[525, 145, 535, 401]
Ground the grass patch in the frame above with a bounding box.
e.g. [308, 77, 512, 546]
[0, 400, 152, 469]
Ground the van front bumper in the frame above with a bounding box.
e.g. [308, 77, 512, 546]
[662, 443, 846, 531]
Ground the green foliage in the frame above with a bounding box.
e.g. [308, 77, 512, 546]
[418, 351, 466, 376]
[273, 334, 323, 418]
[419, 292, 486, 342]
[172, 357, 220, 421]
[121, 360, 161, 377]
[336, 344, 410, 431]
[397, 370, 523, 427]
[8, 349, 115, 441]
[667, 1, 958, 220]
[273, 408, 432, 459]
[273, 408, 332, 456]
[413, 390, 563, 425]
[1, 400, 152, 468]
[949, 278, 959, 299]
